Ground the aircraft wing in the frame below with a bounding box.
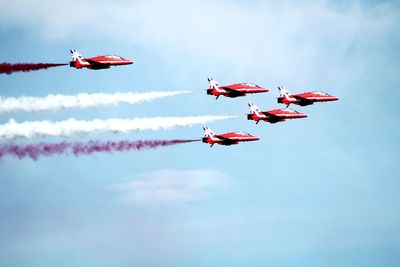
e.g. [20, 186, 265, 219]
[260, 112, 284, 123]
[261, 111, 282, 118]
[215, 135, 240, 144]
[222, 87, 241, 92]
[292, 95, 314, 105]
[86, 59, 110, 68]
[221, 87, 246, 96]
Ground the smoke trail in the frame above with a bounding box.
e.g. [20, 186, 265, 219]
[0, 115, 236, 140]
[0, 63, 67, 74]
[0, 139, 200, 160]
[0, 91, 190, 114]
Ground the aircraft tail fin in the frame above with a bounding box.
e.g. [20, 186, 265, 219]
[70, 49, 84, 62]
[278, 86, 292, 107]
[207, 77, 222, 92]
[202, 127, 218, 147]
[248, 103, 261, 115]
[203, 126, 216, 137]
[248, 103, 263, 123]
[278, 86, 290, 97]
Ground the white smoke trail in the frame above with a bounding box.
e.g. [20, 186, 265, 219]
[0, 115, 237, 140]
[0, 91, 190, 114]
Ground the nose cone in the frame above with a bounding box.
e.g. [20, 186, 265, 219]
[326, 96, 339, 102]
[296, 111, 308, 118]
[125, 59, 134, 64]
[254, 86, 268, 92]
[247, 134, 260, 141]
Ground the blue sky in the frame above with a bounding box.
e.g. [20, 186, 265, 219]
[0, 0, 400, 266]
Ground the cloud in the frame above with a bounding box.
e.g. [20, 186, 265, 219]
[0, 0, 397, 85]
[112, 169, 230, 205]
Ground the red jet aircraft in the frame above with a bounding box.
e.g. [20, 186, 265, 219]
[277, 86, 339, 107]
[247, 103, 307, 124]
[69, 49, 133, 70]
[207, 77, 268, 99]
[202, 127, 259, 147]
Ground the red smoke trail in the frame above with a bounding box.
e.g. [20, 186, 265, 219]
[0, 139, 199, 161]
[0, 63, 67, 74]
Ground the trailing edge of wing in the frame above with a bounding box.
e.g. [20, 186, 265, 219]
[86, 59, 109, 67]
[262, 112, 280, 118]
[221, 87, 240, 92]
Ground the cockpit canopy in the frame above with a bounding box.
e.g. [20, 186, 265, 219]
[241, 83, 259, 87]
[311, 91, 330, 96]
[107, 55, 125, 60]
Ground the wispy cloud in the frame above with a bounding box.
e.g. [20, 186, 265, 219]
[1, 0, 397, 85]
[113, 169, 230, 206]
[1, 1, 396, 61]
